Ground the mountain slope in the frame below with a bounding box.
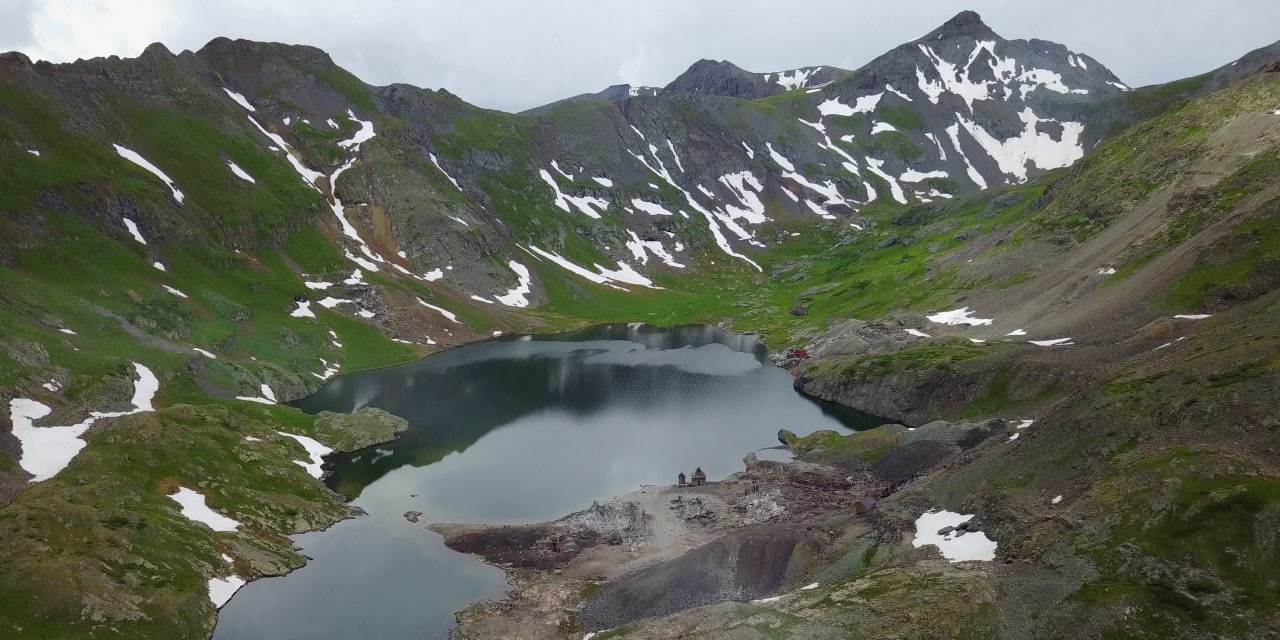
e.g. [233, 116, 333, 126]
[0, 9, 1277, 639]
[519, 84, 659, 116]
[447, 66, 1280, 640]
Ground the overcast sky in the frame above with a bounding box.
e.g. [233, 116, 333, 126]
[2, 1, 1278, 112]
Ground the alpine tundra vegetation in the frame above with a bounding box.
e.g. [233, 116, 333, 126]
[1, 6, 1279, 640]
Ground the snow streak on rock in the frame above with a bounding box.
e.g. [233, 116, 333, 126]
[222, 88, 256, 112]
[122, 217, 147, 244]
[524, 245, 656, 289]
[429, 152, 462, 190]
[628, 146, 761, 271]
[624, 230, 685, 269]
[539, 169, 607, 219]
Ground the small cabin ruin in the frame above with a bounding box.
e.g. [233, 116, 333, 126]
[677, 472, 687, 487]
[691, 467, 707, 486]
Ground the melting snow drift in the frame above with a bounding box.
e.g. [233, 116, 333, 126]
[9, 363, 159, 481]
[912, 510, 997, 562]
[926, 307, 993, 326]
[168, 487, 240, 532]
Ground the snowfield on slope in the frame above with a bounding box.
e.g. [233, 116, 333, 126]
[9, 362, 159, 481]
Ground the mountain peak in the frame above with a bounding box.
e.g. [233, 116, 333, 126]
[921, 10, 998, 41]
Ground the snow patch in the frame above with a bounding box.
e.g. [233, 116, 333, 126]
[1029, 338, 1074, 347]
[289, 300, 315, 318]
[169, 487, 240, 532]
[539, 169, 608, 219]
[416, 298, 460, 324]
[244, 114, 324, 188]
[624, 230, 685, 269]
[429, 153, 462, 190]
[227, 161, 255, 183]
[773, 67, 818, 90]
[208, 576, 246, 609]
[337, 110, 375, 149]
[900, 168, 949, 183]
[630, 198, 678, 217]
[312, 358, 340, 381]
[163, 285, 188, 299]
[114, 144, 184, 204]
[1174, 314, 1211, 320]
[945, 123, 988, 189]
[665, 139, 685, 173]
[122, 217, 147, 244]
[912, 510, 997, 562]
[865, 157, 907, 204]
[316, 297, 354, 309]
[221, 88, 256, 112]
[524, 245, 656, 289]
[9, 363, 159, 481]
[904, 328, 931, 338]
[277, 432, 333, 479]
[955, 109, 1084, 182]
[926, 307, 993, 326]
[817, 93, 882, 117]
[494, 261, 533, 308]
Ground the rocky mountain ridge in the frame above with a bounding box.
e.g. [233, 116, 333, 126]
[1, 11, 1138, 315]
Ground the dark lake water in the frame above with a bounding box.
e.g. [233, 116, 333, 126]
[212, 324, 880, 640]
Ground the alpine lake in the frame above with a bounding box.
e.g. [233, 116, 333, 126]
[213, 324, 879, 639]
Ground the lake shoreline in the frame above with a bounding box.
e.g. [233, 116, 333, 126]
[431, 450, 886, 639]
[214, 323, 872, 640]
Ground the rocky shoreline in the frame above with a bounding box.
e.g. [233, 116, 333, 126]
[426, 411, 1023, 639]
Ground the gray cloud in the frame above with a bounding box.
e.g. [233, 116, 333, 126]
[2, 0, 1277, 112]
